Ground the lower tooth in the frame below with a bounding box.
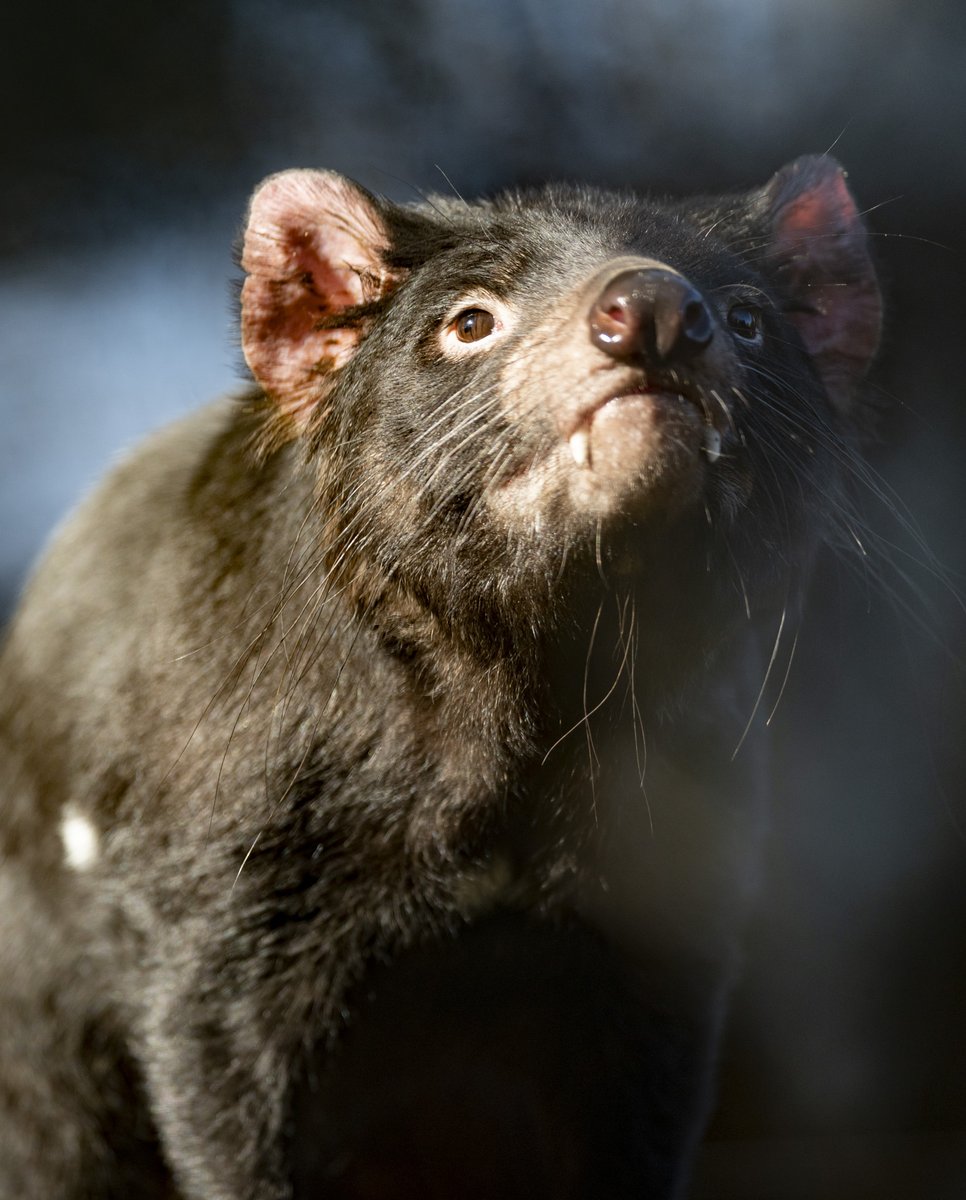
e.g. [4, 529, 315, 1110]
[569, 429, 590, 468]
[703, 427, 722, 464]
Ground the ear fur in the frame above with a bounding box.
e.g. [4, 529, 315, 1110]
[241, 169, 402, 430]
[757, 155, 881, 411]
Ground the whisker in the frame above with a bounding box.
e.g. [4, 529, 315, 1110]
[732, 605, 787, 760]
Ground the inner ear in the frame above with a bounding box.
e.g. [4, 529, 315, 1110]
[760, 155, 882, 411]
[241, 169, 401, 428]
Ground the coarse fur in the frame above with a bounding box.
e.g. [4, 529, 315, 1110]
[0, 157, 880, 1198]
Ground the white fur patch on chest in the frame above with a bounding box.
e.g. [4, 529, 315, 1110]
[60, 805, 100, 870]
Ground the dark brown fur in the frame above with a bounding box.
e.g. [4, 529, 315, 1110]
[0, 157, 880, 1198]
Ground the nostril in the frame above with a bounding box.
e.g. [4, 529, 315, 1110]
[653, 284, 713, 360]
[590, 289, 637, 355]
[681, 298, 713, 347]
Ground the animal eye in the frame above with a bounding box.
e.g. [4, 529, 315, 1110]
[453, 308, 496, 343]
[727, 303, 762, 341]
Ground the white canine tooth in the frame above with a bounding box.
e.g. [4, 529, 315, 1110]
[703, 427, 722, 464]
[569, 429, 590, 468]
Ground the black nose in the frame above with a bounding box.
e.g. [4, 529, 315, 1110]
[589, 267, 714, 363]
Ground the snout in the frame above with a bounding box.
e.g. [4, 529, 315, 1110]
[589, 267, 714, 365]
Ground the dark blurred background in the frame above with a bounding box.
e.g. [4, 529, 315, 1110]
[2, 1, 964, 1195]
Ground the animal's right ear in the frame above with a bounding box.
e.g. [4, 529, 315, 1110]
[755, 156, 882, 413]
[241, 170, 402, 429]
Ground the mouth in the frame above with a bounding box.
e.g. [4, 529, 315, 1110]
[489, 373, 727, 531]
[564, 378, 726, 471]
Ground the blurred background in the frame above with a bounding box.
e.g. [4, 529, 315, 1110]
[2, 1, 964, 1195]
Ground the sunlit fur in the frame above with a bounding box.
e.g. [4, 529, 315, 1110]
[0, 159, 893, 1199]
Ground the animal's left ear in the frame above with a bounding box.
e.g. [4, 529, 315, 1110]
[240, 169, 403, 430]
[758, 155, 882, 411]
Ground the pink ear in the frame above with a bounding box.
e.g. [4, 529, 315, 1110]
[763, 156, 881, 410]
[241, 170, 400, 426]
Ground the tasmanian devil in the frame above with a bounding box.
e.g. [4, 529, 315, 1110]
[0, 156, 881, 1199]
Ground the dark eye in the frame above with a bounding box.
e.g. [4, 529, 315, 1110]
[727, 303, 762, 341]
[453, 308, 496, 343]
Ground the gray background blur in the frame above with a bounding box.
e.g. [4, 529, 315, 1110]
[2, 2, 965, 1196]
